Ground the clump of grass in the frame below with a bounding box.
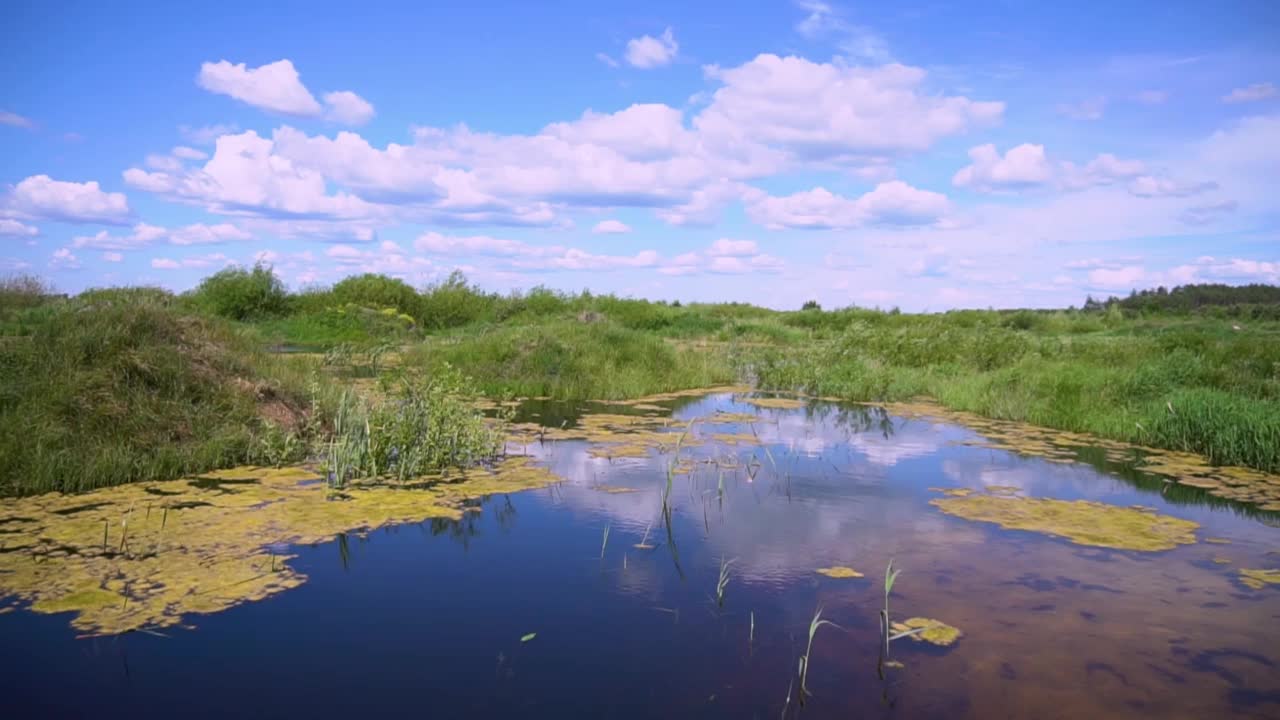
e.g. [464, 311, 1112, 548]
[322, 365, 504, 488]
[600, 523, 611, 559]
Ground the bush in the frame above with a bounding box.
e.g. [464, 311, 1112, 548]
[189, 263, 288, 320]
[420, 271, 495, 329]
[331, 274, 422, 317]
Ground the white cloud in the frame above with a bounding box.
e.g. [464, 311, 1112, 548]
[592, 219, 632, 234]
[595, 53, 619, 69]
[150, 253, 233, 270]
[172, 146, 208, 160]
[1057, 96, 1107, 120]
[0, 218, 38, 237]
[955, 144, 1147, 193]
[101, 252, 123, 262]
[50, 248, 80, 270]
[323, 91, 376, 126]
[0, 110, 35, 129]
[697, 55, 1002, 167]
[792, 0, 891, 63]
[414, 232, 550, 257]
[197, 59, 323, 116]
[625, 28, 678, 69]
[124, 129, 376, 219]
[1127, 175, 1217, 198]
[72, 222, 251, 251]
[747, 181, 949, 229]
[953, 143, 1054, 190]
[1221, 82, 1276, 104]
[5, 175, 131, 224]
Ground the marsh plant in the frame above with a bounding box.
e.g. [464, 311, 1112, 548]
[878, 558, 935, 674]
[323, 364, 504, 488]
[715, 556, 734, 608]
[797, 605, 840, 705]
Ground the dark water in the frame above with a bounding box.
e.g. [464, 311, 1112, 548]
[3, 393, 1280, 719]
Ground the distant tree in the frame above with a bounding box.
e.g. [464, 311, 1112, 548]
[801, 300, 821, 311]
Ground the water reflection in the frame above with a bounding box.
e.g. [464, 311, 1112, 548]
[2, 392, 1278, 719]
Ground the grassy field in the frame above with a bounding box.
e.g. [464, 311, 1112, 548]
[3, 267, 1278, 495]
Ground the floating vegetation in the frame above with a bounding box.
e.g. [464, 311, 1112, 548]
[0, 459, 561, 636]
[593, 485, 639, 494]
[1238, 568, 1280, 590]
[742, 397, 807, 410]
[521, 632, 537, 643]
[1212, 557, 1231, 565]
[1205, 537, 1232, 544]
[815, 566, 864, 579]
[929, 489, 1200, 552]
[884, 400, 1280, 511]
[890, 617, 962, 647]
[927, 487, 974, 497]
[702, 412, 762, 425]
[709, 432, 760, 446]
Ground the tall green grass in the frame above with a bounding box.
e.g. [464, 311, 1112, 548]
[0, 288, 318, 495]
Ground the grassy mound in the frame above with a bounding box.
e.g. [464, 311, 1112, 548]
[402, 319, 736, 400]
[0, 289, 310, 495]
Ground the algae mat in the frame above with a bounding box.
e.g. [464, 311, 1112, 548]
[929, 489, 1199, 552]
[0, 458, 560, 636]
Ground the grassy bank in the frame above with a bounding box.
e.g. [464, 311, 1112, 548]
[5, 268, 1279, 495]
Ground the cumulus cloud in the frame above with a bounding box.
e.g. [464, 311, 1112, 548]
[198, 59, 323, 116]
[954, 144, 1148, 193]
[625, 28, 678, 69]
[658, 240, 782, 275]
[595, 53, 620, 68]
[197, 59, 374, 126]
[953, 144, 1054, 190]
[747, 181, 949, 229]
[592, 219, 631, 234]
[0, 110, 35, 129]
[49, 248, 80, 270]
[1127, 175, 1218, 198]
[72, 222, 251, 251]
[0, 218, 38, 237]
[102, 252, 123, 262]
[697, 55, 1003, 167]
[1221, 82, 1276, 104]
[4, 175, 131, 225]
[323, 91, 375, 125]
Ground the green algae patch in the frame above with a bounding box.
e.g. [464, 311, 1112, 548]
[929, 491, 1199, 552]
[815, 566, 864, 578]
[701, 412, 762, 425]
[1238, 568, 1280, 590]
[892, 617, 962, 647]
[742, 397, 807, 410]
[1205, 537, 1232, 545]
[928, 487, 974, 497]
[0, 458, 560, 636]
[709, 432, 761, 446]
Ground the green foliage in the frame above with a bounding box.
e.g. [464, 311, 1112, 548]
[323, 365, 504, 487]
[419, 270, 497, 330]
[331, 273, 423, 318]
[188, 263, 288, 320]
[403, 319, 735, 399]
[0, 291, 313, 494]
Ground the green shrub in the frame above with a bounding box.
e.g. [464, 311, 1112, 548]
[188, 263, 288, 320]
[331, 273, 422, 317]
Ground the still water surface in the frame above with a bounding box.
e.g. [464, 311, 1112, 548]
[3, 392, 1278, 718]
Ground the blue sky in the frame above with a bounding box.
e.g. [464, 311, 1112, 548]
[2, 0, 1277, 310]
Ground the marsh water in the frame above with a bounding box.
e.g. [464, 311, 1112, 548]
[3, 392, 1279, 719]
